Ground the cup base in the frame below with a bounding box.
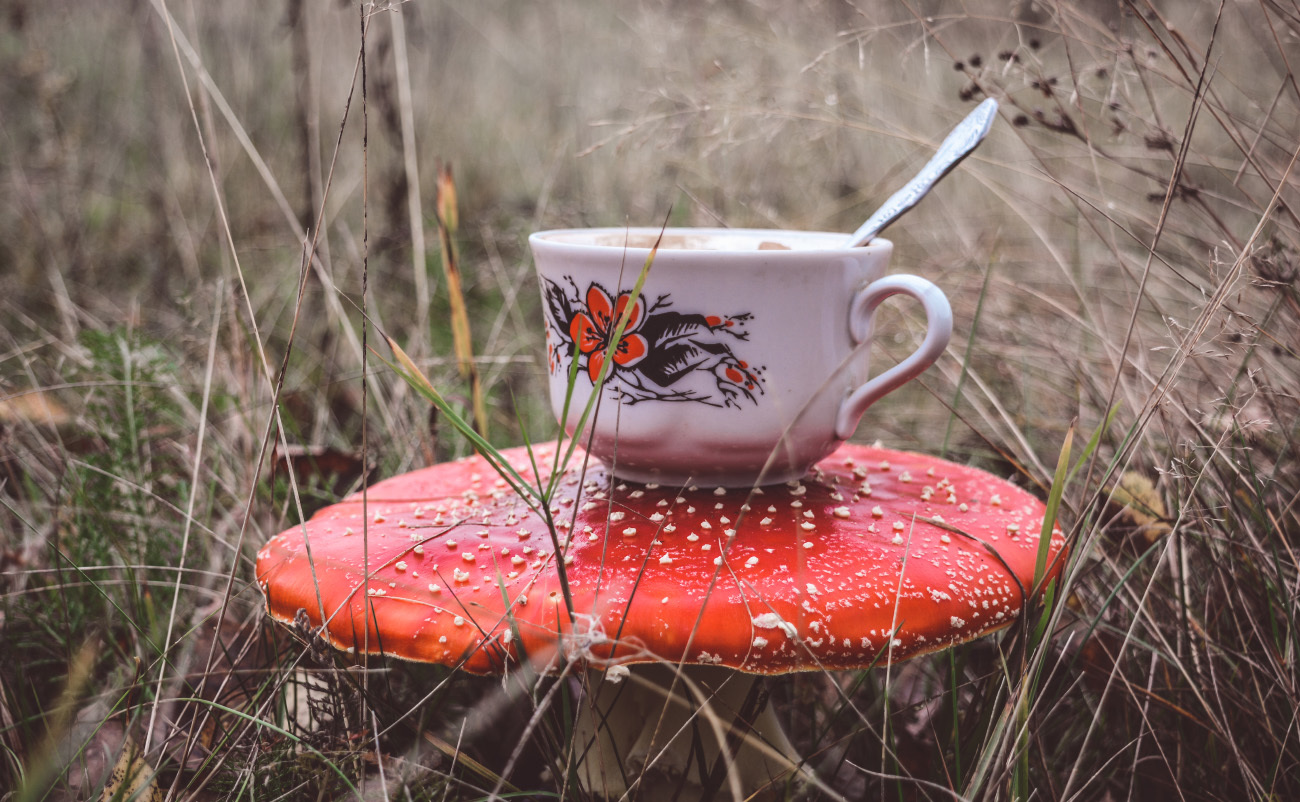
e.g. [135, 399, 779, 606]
[594, 457, 819, 490]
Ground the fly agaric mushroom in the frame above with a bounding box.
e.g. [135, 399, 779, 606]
[257, 441, 1065, 798]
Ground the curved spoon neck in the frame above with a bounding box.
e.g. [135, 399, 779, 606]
[843, 97, 998, 248]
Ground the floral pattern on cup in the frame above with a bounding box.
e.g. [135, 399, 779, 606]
[568, 285, 649, 382]
[542, 276, 765, 408]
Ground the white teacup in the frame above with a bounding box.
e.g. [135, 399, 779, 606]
[530, 228, 952, 487]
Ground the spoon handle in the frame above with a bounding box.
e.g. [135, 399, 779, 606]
[845, 98, 998, 248]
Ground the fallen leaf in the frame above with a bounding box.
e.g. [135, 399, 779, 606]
[1108, 471, 1171, 543]
[99, 734, 161, 802]
[0, 390, 71, 429]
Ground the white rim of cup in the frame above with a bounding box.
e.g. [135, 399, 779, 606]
[529, 227, 893, 259]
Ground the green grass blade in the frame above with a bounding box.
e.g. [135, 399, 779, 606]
[379, 337, 537, 508]
[1034, 421, 1074, 592]
[941, 258, 993, 458]
[171, 697, 362, 799]
[554, 227, 662, 487]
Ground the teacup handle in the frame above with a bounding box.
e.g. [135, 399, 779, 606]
[834, 274, 953, 440]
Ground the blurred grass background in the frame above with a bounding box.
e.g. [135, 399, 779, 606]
[2, 0, 1298, 799]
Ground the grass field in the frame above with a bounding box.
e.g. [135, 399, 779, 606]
[2, 0, 1298, 799]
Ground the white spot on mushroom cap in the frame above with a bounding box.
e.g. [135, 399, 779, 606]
[752, 613, 797, 638]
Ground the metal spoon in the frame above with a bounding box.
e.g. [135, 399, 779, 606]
[844, 98, 998, 247]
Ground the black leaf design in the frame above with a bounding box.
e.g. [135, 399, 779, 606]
[540, 277, 765, 408]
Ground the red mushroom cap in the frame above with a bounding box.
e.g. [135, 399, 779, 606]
[256, 442, 1066, 674]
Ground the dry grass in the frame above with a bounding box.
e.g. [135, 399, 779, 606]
[1, 0, 1298, 799]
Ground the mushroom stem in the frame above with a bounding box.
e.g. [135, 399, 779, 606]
[572, 664, 804, 801]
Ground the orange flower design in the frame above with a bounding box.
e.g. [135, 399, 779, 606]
[568, 285, 649, 382]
